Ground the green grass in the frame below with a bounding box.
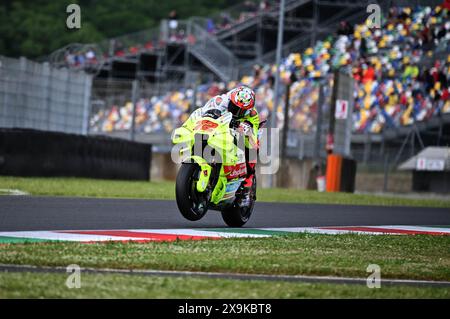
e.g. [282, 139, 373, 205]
[0, 176, 175, 200]
[1, 176, 449, 207]
[1, 234, 449, 281]
[0, 272, 448, 298]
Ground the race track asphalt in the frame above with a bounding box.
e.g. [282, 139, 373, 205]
[0, 195, 449, 231]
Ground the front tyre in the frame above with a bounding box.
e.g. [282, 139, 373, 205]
[175, 163, 208, 221]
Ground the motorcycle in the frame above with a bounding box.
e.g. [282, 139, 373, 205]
[171, 108, 263, 227]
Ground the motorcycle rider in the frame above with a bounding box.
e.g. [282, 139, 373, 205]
[199, 86, 259, 206]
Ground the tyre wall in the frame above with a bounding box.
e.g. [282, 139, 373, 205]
[0, 129, 151, 180]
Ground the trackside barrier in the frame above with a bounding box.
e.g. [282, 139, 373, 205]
[340, 157, 357, 193]
[0, 129, 152, 180]
[325, 154, 357, 193]
[325, 154, 342, 192]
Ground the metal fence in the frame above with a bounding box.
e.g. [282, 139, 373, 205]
[88, 77, 197, 151]
[87, 73, 337, 157]
[282, 72, 353, 161]
[89, 76, 339, 157]
[0, 56, 92, 134]
[1, 56, 433, 169]
[188, 20, 238, 82]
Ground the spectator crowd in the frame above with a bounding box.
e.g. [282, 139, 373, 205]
[63, 1, 274, 69]
[90, 4, 450, 136]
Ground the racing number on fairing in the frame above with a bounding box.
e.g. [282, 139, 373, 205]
[194, 120, 218, 132]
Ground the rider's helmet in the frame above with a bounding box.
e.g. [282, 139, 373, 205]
[227, 86, 255, 118]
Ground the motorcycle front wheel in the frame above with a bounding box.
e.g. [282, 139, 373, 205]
[175, 163, 208, 221]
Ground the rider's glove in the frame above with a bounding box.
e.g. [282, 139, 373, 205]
[238, 122, 252, 136]
[230, 118, 240, 129]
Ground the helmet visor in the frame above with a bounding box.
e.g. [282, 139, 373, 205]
[228, 101, 246, 117]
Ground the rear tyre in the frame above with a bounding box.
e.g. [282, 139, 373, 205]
[221, 204, 254, 227]
[221, 176, 256, 227]
[175, 163, 208, 221]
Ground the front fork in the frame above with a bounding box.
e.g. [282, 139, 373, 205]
[188, 155, 212, 193]
[186, 156, 227, 205]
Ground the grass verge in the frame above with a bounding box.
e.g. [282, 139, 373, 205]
[0, 233, 449, 281]
[0, 272, 448, 298]
[1, 176, 450, 207]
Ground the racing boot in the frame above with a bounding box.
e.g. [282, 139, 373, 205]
[238, 179, 252, 207]
[238, 163, 256, 207]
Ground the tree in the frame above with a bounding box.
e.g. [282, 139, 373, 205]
[0, 0, 242, 58]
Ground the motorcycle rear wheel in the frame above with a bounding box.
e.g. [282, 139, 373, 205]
[175, 163, 208, 221]
[221, 176, 256, 227]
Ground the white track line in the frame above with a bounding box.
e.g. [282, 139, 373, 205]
[1, 226, 449, 243]
[0, 231, 141, 242]
[263, 227, 384, 235]
[129, 229, 270, 238]
[0, 189, 29, 196]
[1, 263, 449, 287]
[367, 225, 450, 233]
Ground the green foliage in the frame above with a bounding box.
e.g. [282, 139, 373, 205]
[0, 0, 239, 58]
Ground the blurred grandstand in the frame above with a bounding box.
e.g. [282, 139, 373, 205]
[32, 0, 450, 166]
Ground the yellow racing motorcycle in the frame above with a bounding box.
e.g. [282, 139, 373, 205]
[171, 108, 261, 227]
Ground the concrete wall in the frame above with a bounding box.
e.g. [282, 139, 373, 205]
[151, 152, 415, 193]
[151, 152, 317, 189]
[257, 158, 317, 189]
[355, 171, 412, 193]
[151, 152, 179, 181]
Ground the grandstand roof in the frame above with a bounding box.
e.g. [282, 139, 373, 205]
[399, 147, 450, 171]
